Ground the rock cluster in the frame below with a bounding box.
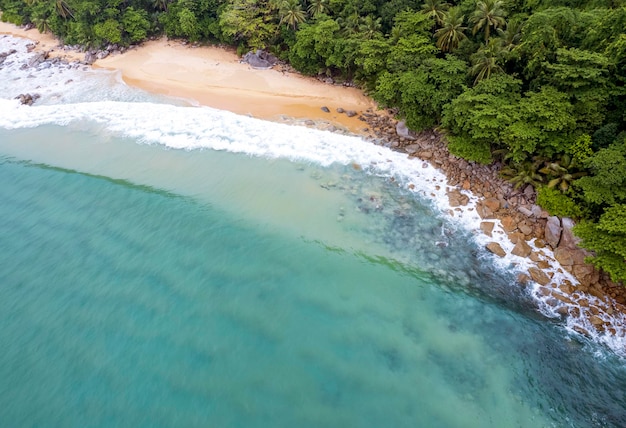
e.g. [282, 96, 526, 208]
[346, 108, 626, 336]
[0, 49, 17, 66]
[241, 50, 278, 69]
[83, 44, 126, 64]
[14, 93, 40, 105]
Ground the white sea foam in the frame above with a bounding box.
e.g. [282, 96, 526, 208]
[1, 34, 625, 356]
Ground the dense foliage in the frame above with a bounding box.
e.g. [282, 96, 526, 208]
[1, 0, 625, 283]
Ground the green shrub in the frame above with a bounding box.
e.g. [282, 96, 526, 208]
[536, 186, 583, 218]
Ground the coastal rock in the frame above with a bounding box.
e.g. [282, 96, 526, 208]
[518, 221, 533, 236]
[0, 49, 17, 65]
[551, 291, 574, 305]
[480, 221, 494, 237]
[559, 217, 580, 250]
[14, 93, 41, 106]
[545, 216, 562, 249]
[518, 206, 533, 217]
[554, 247, 575, 266]
[345, 110, 357, 117]
[483, 197, 501, 213]
[84, 51, 96, 64]
[528, 267, 551, 286]
[573, 264, 599, 287]
[404, 144, 420, 154]
[242, 50, 277, 69]
[501, 216, 517, 233]
[531, 204, 548, 218]
[447, 189, 469, 207]
[486, 242, 506, 257]
[28, 51, 48, 67]
[476, 200, 495, 219]
[320, 106, 330, 113]
[395, 121, 415, 140]
[590, 315, 604, 326]
[511, 240, 532, 258]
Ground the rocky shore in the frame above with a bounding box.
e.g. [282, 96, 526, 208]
[315, 106, 626, 342]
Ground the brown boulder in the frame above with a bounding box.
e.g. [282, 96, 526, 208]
[476, 203, 494, 219]
[447, 189, 469, 207]
[551, 291, 574, 305]
[501, 216, 517, 233]
[529, 267, 551, 285]
[486, 242, 506, 257]
[590, 315, 604, 326]
[511, 240, 532, 258]
[518, 221, 533, 236]
[508, 232, 525, 244]
[483, 197, 501, 212]
[480, 221, 495, 237]
[554, 247, 574, 266]
[573, 264, 599, 287]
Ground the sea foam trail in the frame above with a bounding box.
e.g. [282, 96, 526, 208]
[1, 34, 625, 356]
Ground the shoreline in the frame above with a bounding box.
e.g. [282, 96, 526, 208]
[2, 23, 625, 352]
[94, 38, 378, 134]
[0, 22, 377, 133]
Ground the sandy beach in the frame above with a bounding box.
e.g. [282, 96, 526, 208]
[0, 22, 377, 132]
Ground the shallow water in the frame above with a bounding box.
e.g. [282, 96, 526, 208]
[1, 35, 626, 427]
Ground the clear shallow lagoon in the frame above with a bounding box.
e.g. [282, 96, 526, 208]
[1, 35, 625, 427]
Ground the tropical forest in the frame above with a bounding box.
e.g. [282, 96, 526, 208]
[1, 0, 625, 283]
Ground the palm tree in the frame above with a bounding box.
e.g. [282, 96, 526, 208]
[496, 19, 522, 52]
[307, 0, 328, 17]
[539, 155, 587, 192]
[55, 0, 73, 19]
[278, 0, 306, 30]
[153, 0, 172, 12]
[435, 9, 467, 53]
[500, 160, 544, 189]
[337, 12, 361, 35]
[470, 0, 506, 43]
[470, 38, 504, 84]
[420, 0, 450, 27]
[359, 15, 382, 40]
[32, 16, 51, 33]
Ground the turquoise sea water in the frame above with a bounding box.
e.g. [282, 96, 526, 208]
[1, 35, 626, 427]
